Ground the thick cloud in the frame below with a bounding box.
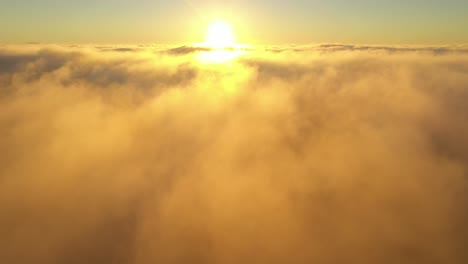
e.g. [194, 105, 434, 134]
[1, 44, 468, 264]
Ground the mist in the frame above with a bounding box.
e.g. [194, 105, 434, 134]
[1, 44, 467, 264]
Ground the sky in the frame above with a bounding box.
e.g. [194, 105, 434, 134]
[1, 0, 467, 44]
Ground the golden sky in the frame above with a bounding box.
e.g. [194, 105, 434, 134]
[1, 0, 467, 44]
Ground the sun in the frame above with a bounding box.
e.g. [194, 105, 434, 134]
[205, 21, 234, 48]
[197, 20, 246, 64]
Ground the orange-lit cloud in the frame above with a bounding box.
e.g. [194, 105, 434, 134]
[1, 44, 468, 264]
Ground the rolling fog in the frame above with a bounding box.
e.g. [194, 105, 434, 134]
[1, 44, 468, 263]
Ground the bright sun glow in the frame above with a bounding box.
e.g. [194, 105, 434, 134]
[197, 20, 247, 64]
[206, 21, 234, 48]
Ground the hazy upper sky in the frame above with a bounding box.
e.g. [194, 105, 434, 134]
[1, 0, 467, 44]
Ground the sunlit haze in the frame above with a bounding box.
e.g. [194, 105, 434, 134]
[1, 1, 468, 264]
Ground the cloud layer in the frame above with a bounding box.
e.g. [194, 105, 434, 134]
[1, 44, 468, 264]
